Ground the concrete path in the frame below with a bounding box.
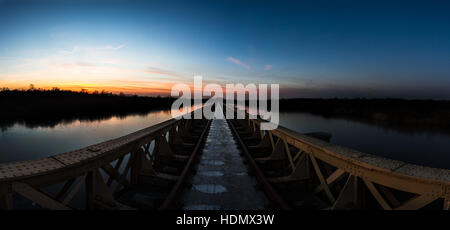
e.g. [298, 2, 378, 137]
[181, 117, 268, 210]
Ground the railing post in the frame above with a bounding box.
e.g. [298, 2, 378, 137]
[444, 196, 450, 210]
[130, 148, 141, 185]
[169, 125, 184, 146]
[131, 148, 152, 185]
[0, 183, 13, 210]
[85, 169, 118, 210]
[331, 175, 366, 209]
[85, 170, 94, 210]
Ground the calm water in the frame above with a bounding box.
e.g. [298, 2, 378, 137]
[0, 110, 172, 163]
[279, 112, 450, 169]
[0, 110, 449, 169]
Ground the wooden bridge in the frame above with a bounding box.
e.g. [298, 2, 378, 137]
[0, 106, 449, 210]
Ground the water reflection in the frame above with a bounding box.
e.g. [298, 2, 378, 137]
[0, 110, 172, 163]
[0, 110, 449, 170]
[279, 112, 450, 169]
[0, 111, 161, 132]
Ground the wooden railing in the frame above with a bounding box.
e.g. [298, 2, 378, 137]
[0, 109, 205, 210]
[231, 107, 450, 210]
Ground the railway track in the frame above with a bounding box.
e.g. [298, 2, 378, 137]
[117, 108, 290, 210]
[227, 118, 328, 210]
[119, 118, 212, 210]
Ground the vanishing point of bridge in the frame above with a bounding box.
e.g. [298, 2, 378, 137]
[0, 105, 449, 210]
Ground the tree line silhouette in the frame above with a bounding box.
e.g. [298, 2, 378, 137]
[0, 88, 175, 130]
[1, 87, 450, 134]
[278, 98, 450, 134]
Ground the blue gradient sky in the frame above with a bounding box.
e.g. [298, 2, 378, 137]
[1, 0, 450, 98]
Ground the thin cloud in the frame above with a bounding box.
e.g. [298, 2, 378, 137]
[102, 44, 125, 50]
[100, 58, 125, 65]
[58, 46, 79, 55]
[49, 61, 97, 68]
[58, 44, 125, 55]
[146, 66, 184, 78]
[265, 64, 272, 70]
[226, 57, 250, 70]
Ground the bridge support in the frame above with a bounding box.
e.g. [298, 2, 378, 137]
[226, 104, 450, 210]
[0, 107, 210, 210]
[0, 183, 12, 210]
[331, 175, 364, 210]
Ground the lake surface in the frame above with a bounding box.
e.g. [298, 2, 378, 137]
[279, 112, 450, 169]
[0, 110, 173, 163]
[0, 110, 449, 169]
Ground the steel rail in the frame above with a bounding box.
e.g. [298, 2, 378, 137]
[227, 119, 291, 210]
[159, 119, 212, 210]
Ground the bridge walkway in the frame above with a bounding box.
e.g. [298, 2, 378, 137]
[181, 117, 269, 210]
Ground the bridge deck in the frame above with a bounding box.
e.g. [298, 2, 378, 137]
[181, 118, 268, 210]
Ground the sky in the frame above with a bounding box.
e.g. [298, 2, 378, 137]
[1, 0, 450, 98]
